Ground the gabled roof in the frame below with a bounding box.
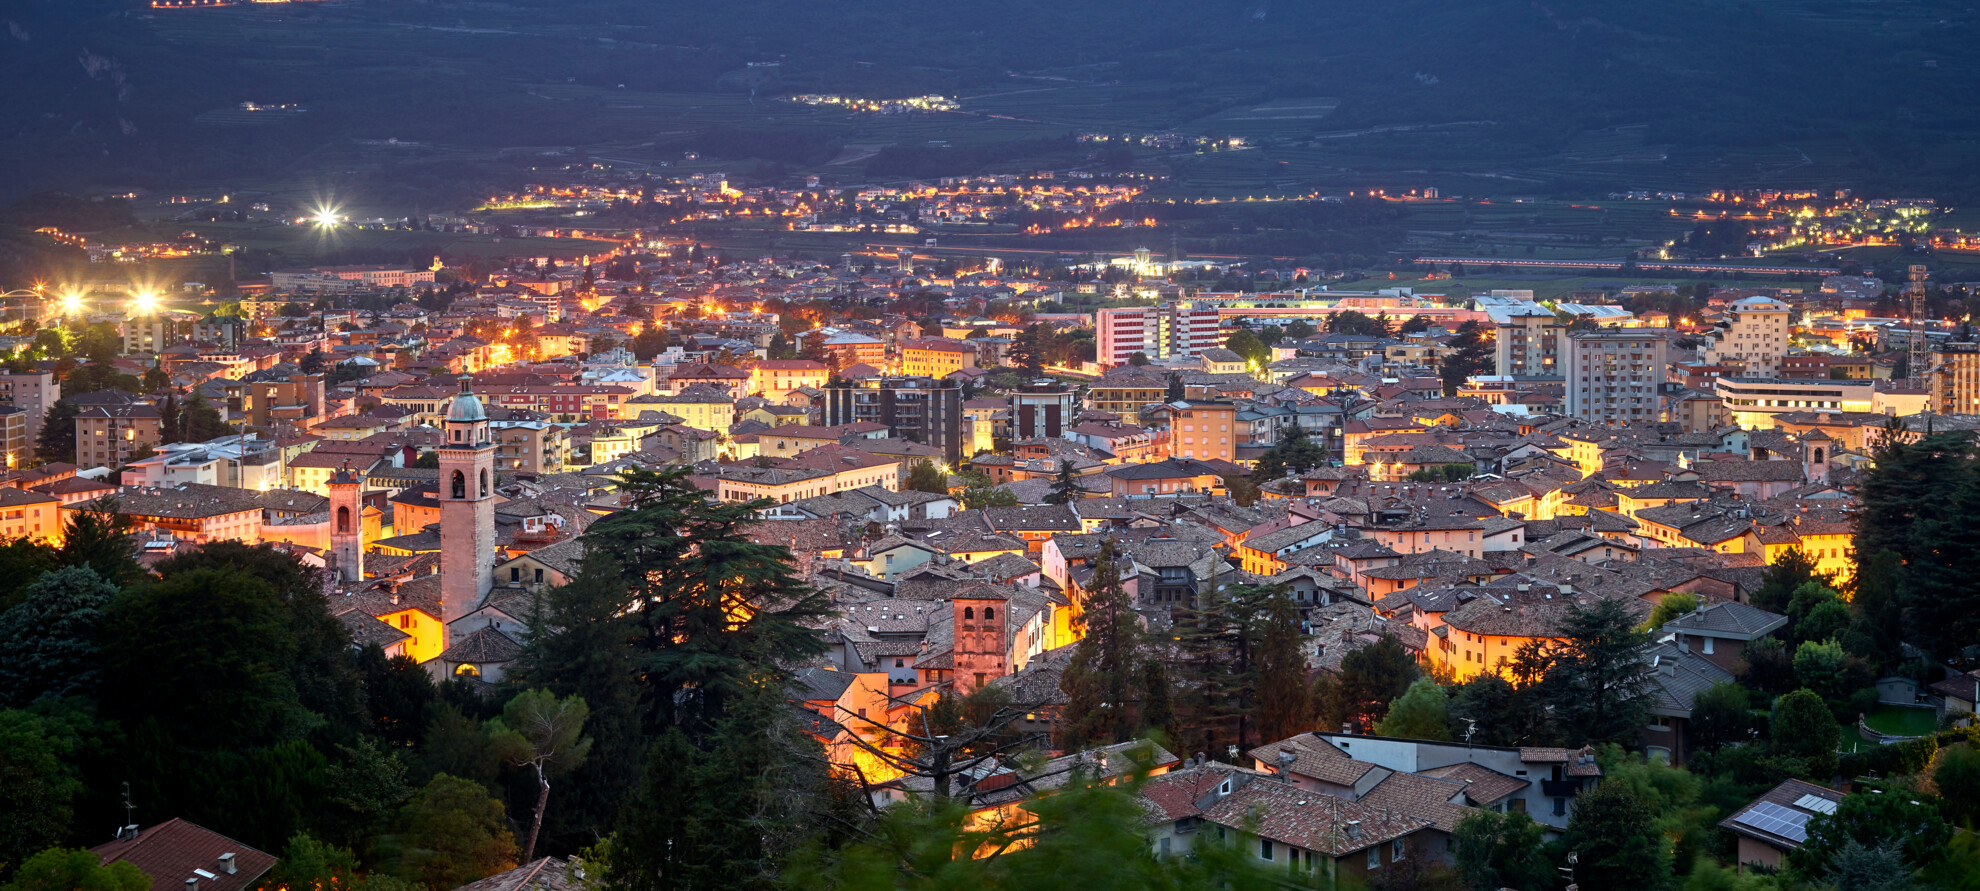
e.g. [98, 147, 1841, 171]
[1659, 599, 1787, 639]
[90, 819, 277, 891]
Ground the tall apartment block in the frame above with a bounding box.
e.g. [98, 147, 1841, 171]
[1930, 342, 1980, 414]
[823, 376, 966, 465]
[1096, 303, 1225, 366]
[1566, 329, 1670, 425]
[1705, 295, 1792, 378]
[1486, 302, 1565, 377]
[0, 372, 58, 442]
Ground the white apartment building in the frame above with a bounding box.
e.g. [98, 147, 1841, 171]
[1706, 295, 1792, 377]
[1095, 302, 1224, 366]
[1566, 329, 1669, 425]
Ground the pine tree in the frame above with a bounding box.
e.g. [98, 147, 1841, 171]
[1337, 634, 1418, 731]
[1523, 599, 1651, 746]
[1251, 586, 1311, 743]
[1045, 459, 1081, 504]
[1059, 541, 1151, 748]
[1902, 464, 1980, 658]
[575, 466, 836, 732]
[0, 565, 120, 706]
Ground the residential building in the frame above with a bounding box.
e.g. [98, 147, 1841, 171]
[0, 405, 25, 468]
[73, 403, 162, 467]
[1720, 780, 1846, 873]
[1096, 303, 1224, 366]
[1706, 295, 1792, 377]
[89, 818, 277, 891]
[1930, 341, 1980, 415]
[1009, 381, 1075, 440]
[1088, 372, 1170, 417]
[0, 371, 58, 441]
[644, 385, 735, 432]
[490, 410, 569, 473]
[1565, 329, 1669, 425]
[120, 314, 177, 356]
[899, 338, 978, 378]
[1485, 299, 1564, 376]
[71, 483, 263, 544]
[823, 376, 965, 465]
[0, 487, 62, 543]
[801, 327, 886, 369]
[1147, 400, 1238, 463]
[748, 359, 830, 401]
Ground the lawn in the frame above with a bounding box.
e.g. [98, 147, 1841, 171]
[1863, 704, 1939, 739]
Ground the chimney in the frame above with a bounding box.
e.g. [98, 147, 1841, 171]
[218, 854, 236, 875]
[1345, 820, 1362, 839]
[186, 879, 198, 891]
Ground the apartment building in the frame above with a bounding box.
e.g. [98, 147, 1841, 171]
[1706, 295, 1792, 377]
[1930, 342, 1980, 415]
[1009, 381, 1076, 440]
[0, 371, 58, 441]
[1096, 303, 1224, 366]
[1566, 329, 1670, 426]
[1487, 301, 1565, 376]
[822, 376, 965, 465]
[747, 359, 830, 401]
[899, 338, 978, 378]
[1147, 399, 1237, 463]
[73, 403, 163, 468]
[0, 405, 27, 468]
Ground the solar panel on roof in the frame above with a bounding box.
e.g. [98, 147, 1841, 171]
[1794, 794, 1838, 815]
[1733, 801, 1812, 843]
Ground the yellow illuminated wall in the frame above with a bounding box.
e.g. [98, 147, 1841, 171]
[380, 608, 445, 663]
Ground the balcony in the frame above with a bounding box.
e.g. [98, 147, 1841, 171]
[1539, 779, 1583, 798]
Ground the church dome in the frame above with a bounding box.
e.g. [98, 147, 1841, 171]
[447, 378, 487, 423]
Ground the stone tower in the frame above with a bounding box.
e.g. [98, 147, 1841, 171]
[327, 462, 365, 583]
[1802, 428, 1832, 484]
[438, 378, 496, 649]
[951, 584, 1010, 695]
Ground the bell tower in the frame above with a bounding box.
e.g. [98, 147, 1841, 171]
[438, 378, 497, 649]
[327, 462, 366, 583]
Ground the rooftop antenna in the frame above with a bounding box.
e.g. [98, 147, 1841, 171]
[121, 781, 137, 837]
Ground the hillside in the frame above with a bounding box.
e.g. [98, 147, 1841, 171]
[2, 0, 1975, 201]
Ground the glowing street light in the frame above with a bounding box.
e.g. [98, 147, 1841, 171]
[63, 290, 82, 315]
[132, 290, 158, 315]
[311, 204, 343, 227]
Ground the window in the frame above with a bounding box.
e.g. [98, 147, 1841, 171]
[1393, 840, 1405, 861]
[534, 568, 544, 583]
[1368, 848, 1380, 869]
[511, 567, 521, 582]
[1260, 839, 1273, 861]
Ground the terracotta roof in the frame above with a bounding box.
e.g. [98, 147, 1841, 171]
[1201, 781, 1430, 856]
[438, 627, 522, 664]
[450, 857, 579, 891]
[1417, 762, 1529, 806]
[89, 819, 276, 891]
